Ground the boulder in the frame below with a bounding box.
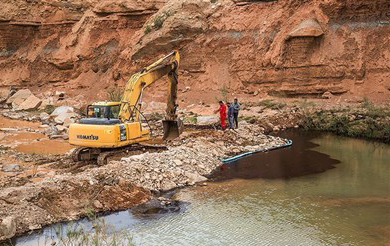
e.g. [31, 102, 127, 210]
[93, 200, 103, 209]
[55, 91, 65, 101]
[0, 89, 10, 103]
[185, 171, 207, 184]
[44, 125, 58, 136]
[51, 106, 74, 116]
[54, 112, 77, 124]
[51, 106, 77, 124]
[196, 115, 219, 125]
[288, 19, 324, 38]
[15, 94, 42, 111]
[39, 112, 50, 122]
[322, 91, 333, 99]
[6, 89, 33, 109]
[2, 164, 20, 172]
[56, 125, 67, 133]
[55, 91, 65, 97]
[63, 117, 75, 127]
[161, 180, 177, 191]
[0, 217, 16, 241]
[39, 97, 55, 110]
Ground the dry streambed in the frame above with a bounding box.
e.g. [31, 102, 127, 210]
[0, 121, 289, 241]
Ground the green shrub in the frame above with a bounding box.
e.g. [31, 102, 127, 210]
[44, 105, 56, 114]
[153, 15, 165, 29]
[258, 99, 286, 110]
[53, 210, 135, 246]
[301, 108, 390, 143]
[185, 116, 198, 124]
[144, 26, 152, 34]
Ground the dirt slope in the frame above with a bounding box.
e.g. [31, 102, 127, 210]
[0, 0, 389, 105]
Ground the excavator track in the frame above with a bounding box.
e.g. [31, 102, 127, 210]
[71, 147, 91, 162]
[72, 144, 168, 166]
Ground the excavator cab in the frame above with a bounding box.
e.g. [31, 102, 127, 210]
[80, 102, 121, 125]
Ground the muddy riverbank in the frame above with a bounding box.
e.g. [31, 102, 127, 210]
[0, 116, 289, 241]
[1, 98, 389, 242]
[14, 130, 390, 246]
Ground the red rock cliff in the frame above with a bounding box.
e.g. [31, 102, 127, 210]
[1, 0, 389, 104]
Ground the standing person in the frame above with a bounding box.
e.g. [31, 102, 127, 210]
[233, 98, 240, 128]
[227, 102, 235, 129]
[215, 101, 227, 130]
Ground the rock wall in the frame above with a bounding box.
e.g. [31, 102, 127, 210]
[0, 0, 389, 104]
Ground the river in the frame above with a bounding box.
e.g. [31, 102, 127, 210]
[16, 130, 390, 245]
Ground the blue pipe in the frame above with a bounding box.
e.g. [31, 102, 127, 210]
[222, 139, 293, 164]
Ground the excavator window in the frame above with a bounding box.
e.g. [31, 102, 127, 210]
[110, 105, 120, 119]
[87, 105, 120, 119]
[80, 105, 121, 125]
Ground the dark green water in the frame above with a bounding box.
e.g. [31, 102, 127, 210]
[16, 131, 390, 245]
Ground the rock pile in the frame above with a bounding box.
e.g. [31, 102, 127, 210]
[87, 121, 289, 191]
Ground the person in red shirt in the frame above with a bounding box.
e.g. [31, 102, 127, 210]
[215, 101, 227, 130]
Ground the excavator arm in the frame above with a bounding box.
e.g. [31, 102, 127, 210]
[118, 51, 182, 139]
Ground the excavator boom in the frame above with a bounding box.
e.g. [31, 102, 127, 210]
[118, 51, 182, 139]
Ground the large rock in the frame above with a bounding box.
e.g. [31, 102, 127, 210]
[39, 97, 55, 110]
[0, 217, 16, 241]
[196, 116, 219, 125]
[55, 125, 67, 133]
[54, 112, 78, 124]
[288, 19, 324, 38]
[6, 89, 33, 109]
[322, 91, 333, 99]
[185, 171, 207, 185]
[51, 106, 74, 117]
[63, 117, 76, 127]
[2, 164, 20, 172]
[0, 89, 10, 104]
[51, 106, 78, 124]
[161, 180, 177, 191]
[15, 94, 42, 111]
[39, 112, 50, 122]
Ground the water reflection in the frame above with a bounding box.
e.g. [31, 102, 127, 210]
[210, 130, 340, 180]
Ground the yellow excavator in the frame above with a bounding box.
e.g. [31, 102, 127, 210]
[69, 51, 183, 165]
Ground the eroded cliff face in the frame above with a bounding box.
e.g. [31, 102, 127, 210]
[1, 0, 389, 105]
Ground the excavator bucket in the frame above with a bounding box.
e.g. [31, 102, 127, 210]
[162, 118, 183, 140]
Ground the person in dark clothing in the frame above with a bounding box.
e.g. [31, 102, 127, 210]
[233, 98, 240, 128]
[227, 102, 235, 129]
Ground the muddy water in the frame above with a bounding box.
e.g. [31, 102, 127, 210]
[16, 131, 390, 245]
